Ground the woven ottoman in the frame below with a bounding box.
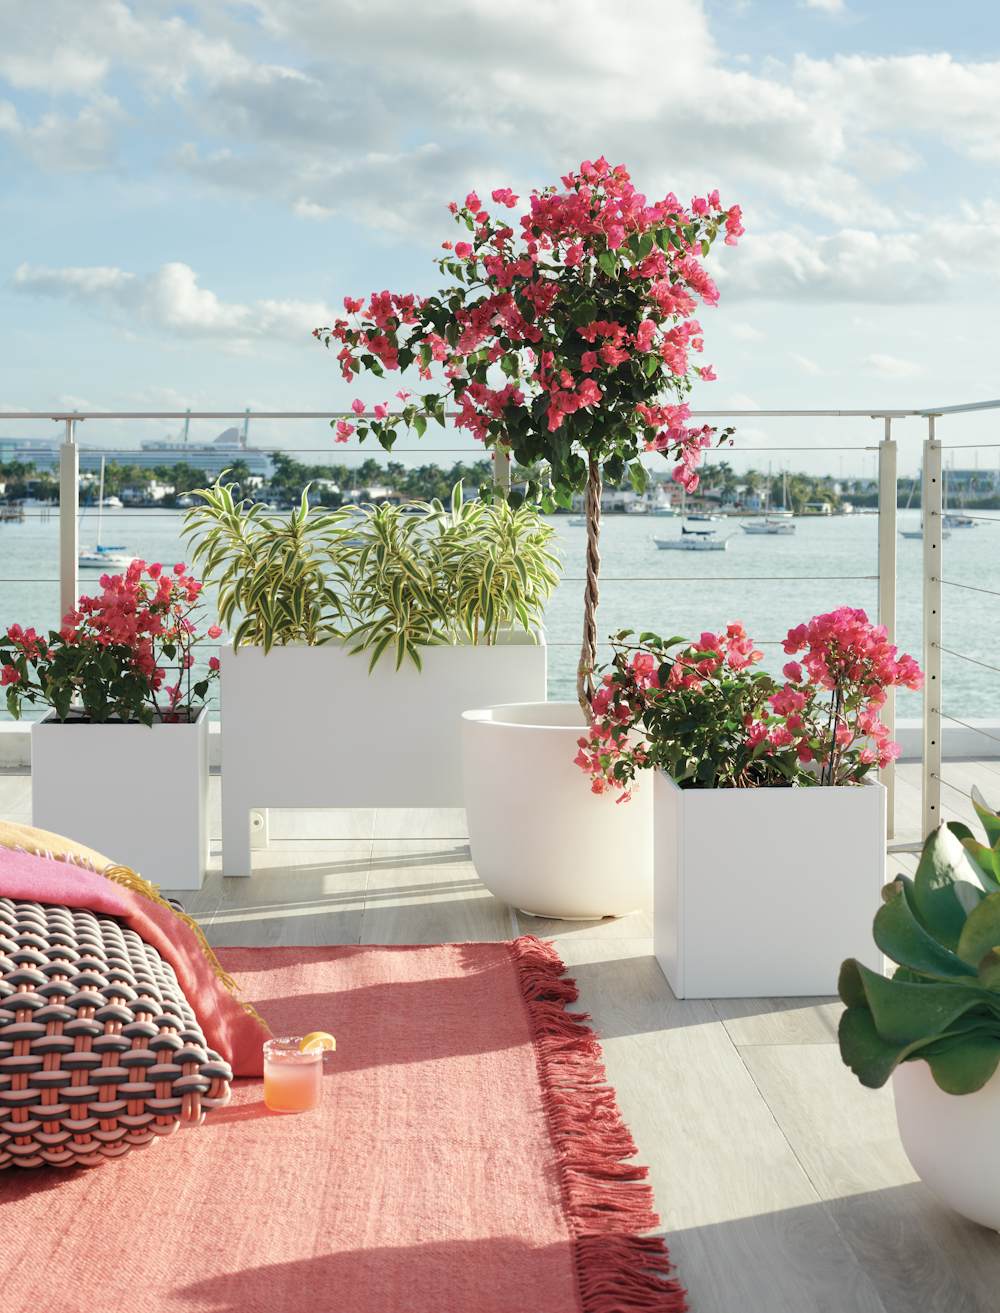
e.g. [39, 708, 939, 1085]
[0, 896, 233, 1169]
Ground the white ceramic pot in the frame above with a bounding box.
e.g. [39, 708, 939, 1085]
[461, 701, 652, 919]
[893, 1060, 1000, 1231]
[31, 706, 209, 890]
[653, 771, 886, 998]
[220, 638, 546, 875]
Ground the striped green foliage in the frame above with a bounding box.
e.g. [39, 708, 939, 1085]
[182, 481, 353, 651]
[183, 480, 561, 668]
[344, 483, 561, 669]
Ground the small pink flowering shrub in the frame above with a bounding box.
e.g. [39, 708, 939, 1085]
[576, 608, 923, 800]
[0, 560, 221, 724]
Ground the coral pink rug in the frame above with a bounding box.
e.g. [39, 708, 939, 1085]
[0, 938, 684, 1313]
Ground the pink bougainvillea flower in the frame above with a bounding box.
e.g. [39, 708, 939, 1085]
[207, 624, 222, 640]
[335, 420, 355, 442]
[351, 398, 365, 415]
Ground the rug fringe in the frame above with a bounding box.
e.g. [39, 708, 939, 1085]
[509, 935, 687, 1313]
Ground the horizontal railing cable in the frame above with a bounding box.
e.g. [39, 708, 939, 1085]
[938, 713, 1000, 747]
[939, 578, 1000, 600]
[936, 646, 1000, 677]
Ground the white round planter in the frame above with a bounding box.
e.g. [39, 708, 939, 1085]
[461, 702, 652, 919]
[893, 1059, 1000, 1230]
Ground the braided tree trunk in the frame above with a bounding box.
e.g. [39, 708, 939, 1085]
[576, 456, 602, 719]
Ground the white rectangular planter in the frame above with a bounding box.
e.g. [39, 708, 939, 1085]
[654, 772, 886, 998]
[220, 637, 547, 875]
[30, 707, 209, 891]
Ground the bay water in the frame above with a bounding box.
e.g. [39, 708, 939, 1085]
[2, 506, 998, 722]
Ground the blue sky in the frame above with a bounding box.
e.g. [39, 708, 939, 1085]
[1, 0, 999, 477]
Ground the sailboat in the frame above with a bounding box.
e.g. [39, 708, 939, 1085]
[79, 455, 136, 570]
[653, 525, 730, 551]
[742, 467, 796, 534]
[899, 472, 951, 540]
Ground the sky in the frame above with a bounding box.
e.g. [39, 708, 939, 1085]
[1, 0, 999, 478]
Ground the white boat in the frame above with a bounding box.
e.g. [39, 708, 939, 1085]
[654, 530, 730, 552]
[649, 503, 678, 517]
[741, 518, 796, 536]
[900, 527, 951, 540]
[567, 516, 587, 526]
[944, 514, 976, 529]
[79, 455, 136, 571]
[684, 512, 721, 523]
[79, 547, 137, 570]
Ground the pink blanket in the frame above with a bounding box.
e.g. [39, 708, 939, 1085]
[0, 846, 267, 1075]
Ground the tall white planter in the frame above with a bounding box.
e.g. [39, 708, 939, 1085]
[220, 639, 546, 875]
[893, 1060, 1000, 1231]
[31, 707, 209, 891]
[462, 702, 652, 919]
[654, 772, 885, 998]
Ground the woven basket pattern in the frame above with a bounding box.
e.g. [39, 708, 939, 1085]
[0, 897, 232, 1169]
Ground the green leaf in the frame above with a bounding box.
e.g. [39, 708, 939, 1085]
[851, 960, 989, 1046]
[873, 881, 980, 981]
[597, 250, 617, 277]
[956, 891, 1000, 968]
[971, 786, 1000, 846]
[838, 1004, 930, 1089]
[926, 1035, 1000, 1094]
[910, 824, 983, 950]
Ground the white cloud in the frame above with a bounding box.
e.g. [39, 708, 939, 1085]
[292, 198, 335, 221]
[12, 261, 334, 348]
[801, 0, 845, 13]
[0, 93, 123, 171]
[729, 322, 764, 342]
[865, 353, 921, 378]
[2, 0, 1000, 308]
[789, 352, 824, 376]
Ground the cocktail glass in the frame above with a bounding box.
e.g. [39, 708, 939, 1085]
[263, 1036, 324, 1113]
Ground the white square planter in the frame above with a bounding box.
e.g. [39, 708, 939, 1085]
[654, 772, 886, 998]
[220, 637, 547, 875]
[30, 707, 209, 891]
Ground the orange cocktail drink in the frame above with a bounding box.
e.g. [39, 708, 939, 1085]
[263, 1036, 324, 1112]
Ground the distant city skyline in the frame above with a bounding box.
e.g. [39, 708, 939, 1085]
[1, 1, 998, 479]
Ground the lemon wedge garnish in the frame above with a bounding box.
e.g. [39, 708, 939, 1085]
[300, 1031, 336, 1054]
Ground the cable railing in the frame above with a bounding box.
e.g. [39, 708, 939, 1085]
[921, 415, 1000, 842]
[4, 401, 1000, 843]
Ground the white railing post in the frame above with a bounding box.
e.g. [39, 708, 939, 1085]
[58, 416, 79, 622]
[877, 418, 897, 838]
[922, 417, 943, 835]
[493, 446, 511, 497]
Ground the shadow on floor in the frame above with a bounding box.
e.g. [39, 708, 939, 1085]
[174, 1234, 684, 1313]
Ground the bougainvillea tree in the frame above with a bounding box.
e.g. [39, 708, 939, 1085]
[315, 156, 743, 713]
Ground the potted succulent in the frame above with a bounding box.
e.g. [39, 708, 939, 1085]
[315, 155, 743, 918]
[184, 483, 557, 876]
[578, 608, 923, 995]
[839, 792, 1000, 1229]
[0, 561, 219, 890]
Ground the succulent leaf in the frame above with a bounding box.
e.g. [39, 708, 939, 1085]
[839, 787, 1000, 1096]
